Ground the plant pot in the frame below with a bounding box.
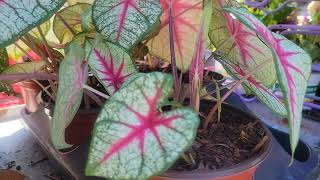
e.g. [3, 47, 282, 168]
[20, 107, 101, 180]
[152, 102, 272, 180]
[17, 81, 41, 113]
[256, 127, 318, 180]
[20, 93, 317, 180]
[44, 106, 99, 153]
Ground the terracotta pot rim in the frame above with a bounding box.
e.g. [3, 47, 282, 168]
[159, 102, 272, 179]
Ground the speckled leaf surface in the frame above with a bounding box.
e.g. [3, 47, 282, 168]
[218, 59, 287, 115]
[225, 7, 312, 156]
[86, 72, 199, 180]
[86, 36, 137, 94]
[51, 43, 87, 150]
[209, 0, 276, 88]
[81, 6, 95, 32]
[0, 0, 65, 48]
[0, 49, 8, 72]
[53, 3, 91, 44]
[148, 0, 203, 72]
[93, 0, 162, 50]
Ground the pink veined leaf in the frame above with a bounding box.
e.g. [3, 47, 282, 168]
[149, 0, 203, 72]
[51, 43, 88, 150]
[219, 60, 287, 115]
[92, 0, 162, 50]
[224, 7, 312, 157]
[86, 37, 137, 94]
[209, 0, 277, 88]
[86, 72, 199, 180]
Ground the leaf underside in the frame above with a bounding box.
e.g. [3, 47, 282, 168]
[149, 0, 203, 72]
[210, 0, 287, 116]
[93, 0, 162, 50]
[0, 0, 65, 48]
[53, 3, 91, 44]
[86, 36, 137, 94]
[51, 43, 87, 150]
[225, 7, 312, 156]
[210, 0, 277, 87]
[86, 72, 199, 180]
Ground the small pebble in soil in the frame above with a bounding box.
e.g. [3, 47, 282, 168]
[16, 165, 21, 171]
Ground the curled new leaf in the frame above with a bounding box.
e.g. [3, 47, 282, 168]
[0, 0, 65, 48]
[93, 0, 162, 50]
[225, 7, 312, 158]
[51, 43, 87, 150]
[86, 36, 137, 94]
[86, 72, 199, 180]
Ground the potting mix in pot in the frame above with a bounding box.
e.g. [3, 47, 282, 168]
[0, 0, 312, 179]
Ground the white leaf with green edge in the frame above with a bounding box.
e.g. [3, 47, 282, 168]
[148, 0, 203, 73]
[86, 72, 199, 180]
[0, 48, 9, 72]
[81, 6, 95, 32]
[86, 36, 137, 94]
[51, 43, 87, 150]
[224, 7, 312, 159]
[53, 3, 91, 44]
[0, 0, 65, 48]
[209, 0, 277, 89]
[92, 0, 162, 50]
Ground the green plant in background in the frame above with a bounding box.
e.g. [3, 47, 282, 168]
[244, 0, 320, 63]
[0, 0, 312, 179]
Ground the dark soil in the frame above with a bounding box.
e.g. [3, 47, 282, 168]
[170, 101, 267, 171]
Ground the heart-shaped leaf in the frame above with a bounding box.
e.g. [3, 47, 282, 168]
[86, 36, 137, 94]
[0, 49, 9, 72]
[53, 3, 91, 44]
[93, 0, 162, 50]
[0, 0, 65, 48]
[86, 72, 199, 180]
[225, 7, 312, 157]
[148, 0, 203, 72]
[51, 43, 87, 150]
[209, 0, 277, 88]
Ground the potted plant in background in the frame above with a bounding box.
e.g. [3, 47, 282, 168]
[0, 0, 312, 180]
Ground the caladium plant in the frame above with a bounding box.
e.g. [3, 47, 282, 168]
[51, 43, 87, 149]
[86, 35, 137, 94]
[149, 0, 203, 72]
[0, 0, 65, 48]
[86, 72, 199, 179]
[223, 6, 311, 158]
[92, 0, 163, 50]
[0, 0, 313, 179]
